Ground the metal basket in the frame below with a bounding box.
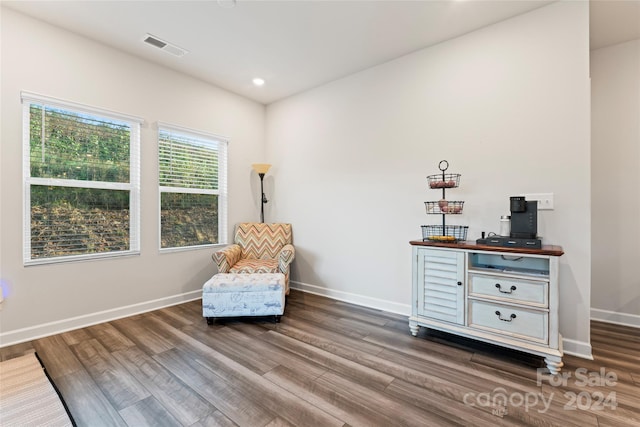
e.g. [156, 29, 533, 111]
[421, 225, 468, 242]
[426, 173, 460, 189]
[424, 201, 464, 215]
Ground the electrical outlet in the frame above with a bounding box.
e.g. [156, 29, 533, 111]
[522, 193, 554, 210]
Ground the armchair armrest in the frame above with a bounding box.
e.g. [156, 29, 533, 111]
[278, 244, 295, 273]
[212, 244, 242, 273]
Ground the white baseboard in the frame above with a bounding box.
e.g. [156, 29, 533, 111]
[561, 337, 593, 360]
[0, 290, 202, 348]
[290, 281, 411, 316]
[591, 308, 640, 328]
[2, 281, 601, 363]
[291, 281, 595, 360]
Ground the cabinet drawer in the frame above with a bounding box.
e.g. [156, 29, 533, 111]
[468, 274, 548, 307]
[468, 300, 548, 344]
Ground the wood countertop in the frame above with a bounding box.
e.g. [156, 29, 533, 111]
[409, 240, 564, 256]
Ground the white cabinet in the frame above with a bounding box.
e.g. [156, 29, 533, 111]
[410, 241, 564, 374]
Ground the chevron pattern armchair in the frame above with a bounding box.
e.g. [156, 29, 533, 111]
[212, 223, 295, 294]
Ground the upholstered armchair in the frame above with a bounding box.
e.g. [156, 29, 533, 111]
[212, 223, 295, 294]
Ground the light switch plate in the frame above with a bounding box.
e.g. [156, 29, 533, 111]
[522, 193, 554, 210]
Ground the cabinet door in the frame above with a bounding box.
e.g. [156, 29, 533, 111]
[416, 248, 465, 325]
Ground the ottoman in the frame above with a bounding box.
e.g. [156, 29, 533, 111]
[202, 273, 285, 324]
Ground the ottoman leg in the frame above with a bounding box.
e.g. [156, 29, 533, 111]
[274, 315, 281, 323]
[206, 317, 214, 325]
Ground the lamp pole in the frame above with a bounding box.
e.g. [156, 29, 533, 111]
[259, 172, 267, 223]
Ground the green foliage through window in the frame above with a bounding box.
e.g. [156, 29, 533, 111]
[159, 130, 219, 189]
[23, 96, 139, 263]
[30, 105, 130, 182]
[159, 127, 226, 249]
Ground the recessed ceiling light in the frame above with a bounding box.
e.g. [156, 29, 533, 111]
[217, 0, 236, 9]
[252, 78, 265, 87]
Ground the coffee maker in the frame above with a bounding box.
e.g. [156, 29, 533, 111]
[509, 196, 537, 239]
[477, 196, 542, 248]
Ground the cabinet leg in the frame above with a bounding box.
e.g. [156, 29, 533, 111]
[409, 321, 419, 337]
[544, 356, 564, 375]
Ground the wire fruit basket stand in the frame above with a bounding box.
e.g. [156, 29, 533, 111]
[421, 160, 468, 242]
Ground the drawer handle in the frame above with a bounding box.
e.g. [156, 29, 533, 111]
[495, 283, 516, 294]
[495, 311, 516, 322]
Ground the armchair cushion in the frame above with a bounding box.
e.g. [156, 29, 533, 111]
[230, 259, 279, 274]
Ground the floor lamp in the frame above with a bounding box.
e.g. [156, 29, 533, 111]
[252, 163, 271, 223]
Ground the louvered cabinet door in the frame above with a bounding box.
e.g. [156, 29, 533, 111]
[416, 248, 465, 325]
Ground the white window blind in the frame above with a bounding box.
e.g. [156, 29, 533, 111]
[158, 123, 228, 250]
[21, 92, 142, 265]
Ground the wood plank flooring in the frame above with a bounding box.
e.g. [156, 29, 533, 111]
[1, 290, 639, 426]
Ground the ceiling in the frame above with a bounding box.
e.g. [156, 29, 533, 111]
[2, 0, 639, 105]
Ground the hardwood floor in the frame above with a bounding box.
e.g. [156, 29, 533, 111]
[2, 290, 639, 426]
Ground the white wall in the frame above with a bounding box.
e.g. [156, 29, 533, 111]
[266, 1, 592, 357]
[591, 39, 640, 327]
[0, 8, 265, 345]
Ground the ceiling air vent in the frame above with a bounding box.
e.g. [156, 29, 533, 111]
[143, 34, 188, 57]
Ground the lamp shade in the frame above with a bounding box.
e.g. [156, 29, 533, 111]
[252, 163, 271, 174]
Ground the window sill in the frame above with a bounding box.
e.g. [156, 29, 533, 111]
[24, 250, 141, 267]
[159, 243, 227, 254]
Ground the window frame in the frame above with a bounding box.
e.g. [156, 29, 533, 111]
[157, 122, 228, 252]
[21, 91, 143, 265]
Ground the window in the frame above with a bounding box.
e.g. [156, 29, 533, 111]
[22, 92, 142, 265]
[158, 124, 228, 250]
